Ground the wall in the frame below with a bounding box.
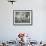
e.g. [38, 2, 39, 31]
[0, 0, 46, 42]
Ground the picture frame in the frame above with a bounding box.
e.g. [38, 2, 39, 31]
[13, 10, 33, 26]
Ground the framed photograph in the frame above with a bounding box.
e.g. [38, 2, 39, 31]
[13, 10, 32, 25]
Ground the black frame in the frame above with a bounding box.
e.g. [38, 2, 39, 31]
[13, 10, 33, 26]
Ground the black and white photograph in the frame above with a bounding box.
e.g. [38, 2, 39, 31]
[13, 10, 32, 25]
